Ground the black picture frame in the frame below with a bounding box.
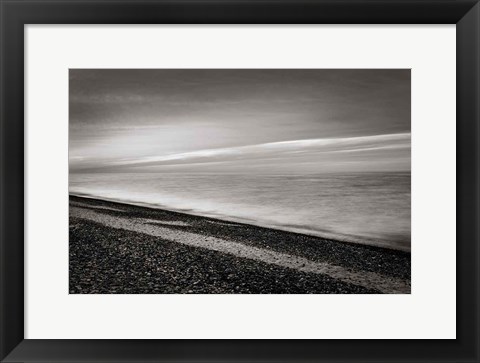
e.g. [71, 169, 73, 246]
[1, 1, 479, 362]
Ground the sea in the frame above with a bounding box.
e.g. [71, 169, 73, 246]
[70, 172, 411, 251]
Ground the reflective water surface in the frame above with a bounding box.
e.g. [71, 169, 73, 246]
[70, 172, 411, 251]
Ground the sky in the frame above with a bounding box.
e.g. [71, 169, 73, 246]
[69, 69, 411, 174]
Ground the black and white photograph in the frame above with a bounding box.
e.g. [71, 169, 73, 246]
[69, 69, 411, 294]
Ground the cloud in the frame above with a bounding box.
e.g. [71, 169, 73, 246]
[110, 133, 411, 168]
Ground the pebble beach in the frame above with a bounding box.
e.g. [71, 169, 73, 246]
[69, 195, 411, 294]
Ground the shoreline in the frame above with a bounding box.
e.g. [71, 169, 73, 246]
[69, 192, 410, 252]
[69, 195, 410, 294]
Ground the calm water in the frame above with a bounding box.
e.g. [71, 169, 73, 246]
[70, 172, 411, 251]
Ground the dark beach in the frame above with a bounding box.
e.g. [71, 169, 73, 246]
[69, 195, 411, 294]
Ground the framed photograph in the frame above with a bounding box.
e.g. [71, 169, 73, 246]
[1, 0, 478, 362]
